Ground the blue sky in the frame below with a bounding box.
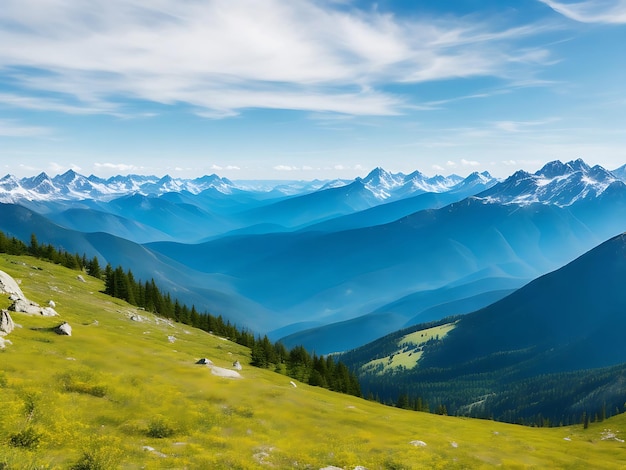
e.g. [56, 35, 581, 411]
[0, 0, 624, 179]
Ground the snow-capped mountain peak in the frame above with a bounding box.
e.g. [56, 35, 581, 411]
[478, 159, 621, 206]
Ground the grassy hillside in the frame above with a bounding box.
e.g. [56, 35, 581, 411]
[1, 255, 626, 469]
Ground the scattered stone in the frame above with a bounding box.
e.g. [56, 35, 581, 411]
[354, 467, 369, 470]
[0, 270, 25, 298]
[55, 322, 72, 336]
[563, 437, 571, 441]
[450, 441, 458, 448]
[40, 307, 58, 316]
[76, 275, 86, 283]
[601, 429, 624, 443]
[233, 360, 242, 370]
[0, 310, 15, 334]
[142, 446, 167, 458]
[290, 381, 297, 388]
[48, 300, 56, 307]
[320, 467, 343, 470]
[167, 335, 176, 343]
[210, 366, 242, 378]
[196, 358, 213, 365]
[409, 440, 427, 447]
[0, 337, 12, 349]
[253, 446, 274, 465]
[130, 314, 144, 322]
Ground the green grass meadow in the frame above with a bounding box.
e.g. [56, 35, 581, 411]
[1, 255, 625, 469]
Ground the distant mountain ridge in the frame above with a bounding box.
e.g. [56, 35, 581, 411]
[0, 167, 491, 204]
[339, 232, 626, 423]
[477, 159, 621, 206]
[1, 158, 626, 352]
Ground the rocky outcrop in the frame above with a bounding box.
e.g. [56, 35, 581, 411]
[196, 358, 213, 365]
[0, 270, 25, 298]
[0, 309, 14, 334]
[1, 270, 58, 316]
[55, 322, 72, 336]
[10, 298, 58, 316]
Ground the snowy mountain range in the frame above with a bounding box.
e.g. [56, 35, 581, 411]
[1, 158, 626, 352]
[0, 170, 236, 202]
[2, 159, 623, 208]
[0, 167, 487, 204]
[477, 159, 623, 206]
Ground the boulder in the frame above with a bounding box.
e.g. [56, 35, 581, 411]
[0, 270, 25, 299]
[167, 335, 176, 343]
[48, 300, 56, 308]
[10, 299, 58, 316]
[196, 358, 213, 365]
[77, 275, 86, 283]
[41, 307, 58, 317]
[11, 298, 43, 315]
[55, 322, 72, 336]
[232, 360, 242, 370]
[0, 336, 12, 349]
[0, 310, 15, 334]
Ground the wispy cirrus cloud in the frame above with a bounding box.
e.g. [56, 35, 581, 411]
[94, 162, 142, 172]
[539, 0, 626, 24]
[0, 119, 50, 137]
[0, 0, 555, 118]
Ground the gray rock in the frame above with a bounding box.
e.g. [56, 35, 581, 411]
[0, 336, 12, 349]
[196, 358, 213, 365]
[0, 270, 25, 299]
[55, 322, 72, 336]
[10, 299, 58, 316]
[233, 360, 242, 370]
[41, 307, 58, 317]
[77, 275, 86, 283]
[11, 298, 43, 315]
[0, 310, 15, 334]
[48, 300, 56, 308]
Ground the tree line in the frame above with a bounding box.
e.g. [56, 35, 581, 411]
[0, 231, 360, 398]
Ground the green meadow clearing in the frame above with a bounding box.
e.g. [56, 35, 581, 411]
[1, 255, 625, 469]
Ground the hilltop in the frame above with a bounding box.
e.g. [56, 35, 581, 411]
[1, 255, 626, 468]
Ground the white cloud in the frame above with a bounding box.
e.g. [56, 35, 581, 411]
[446, 160, 457, 168]
[539, 0, 626, 24]
[0, 0, 556, 118]
[0, 119, 50, 137]
[461, 158, 480, 166]
[494, 117, 560, 132]
[94, 162, 141, 171]
[432, 164, 445, 171]
[274, 165, 296, 171]
[0, 92, 120, 116]
[225, 165, 241, 170]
